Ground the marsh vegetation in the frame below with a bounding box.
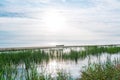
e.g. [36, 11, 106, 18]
[0, 45, 120, 80]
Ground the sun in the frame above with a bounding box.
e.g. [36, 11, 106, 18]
[43, 8, 67, 33]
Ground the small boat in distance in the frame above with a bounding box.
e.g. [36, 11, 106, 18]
[56, 45, 64, 47]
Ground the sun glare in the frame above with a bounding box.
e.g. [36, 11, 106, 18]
[43, 8, 67, 33]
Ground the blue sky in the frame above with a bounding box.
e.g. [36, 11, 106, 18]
[0, 0, 120, 47]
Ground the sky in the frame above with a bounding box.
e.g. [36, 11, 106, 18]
[0, 0, 120, 47]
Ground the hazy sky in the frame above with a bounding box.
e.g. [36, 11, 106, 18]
[0, 0, 120, 47]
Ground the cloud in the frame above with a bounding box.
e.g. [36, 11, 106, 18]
[0, 11, 26, 18]
[0, 0, 120, 47]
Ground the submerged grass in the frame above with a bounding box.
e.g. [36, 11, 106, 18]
[0, 49, 49, 65]
[0, 62, 74, 80]
[1, 57, 120, 80]
[61, 46, 120, 61]
[0, 45, 120, 80]
[80, 58, 120, 80]
[0, 45, 120, 64]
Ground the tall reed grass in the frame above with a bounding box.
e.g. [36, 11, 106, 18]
[0, 45, 120, 80]
[80, 58, 120, 80]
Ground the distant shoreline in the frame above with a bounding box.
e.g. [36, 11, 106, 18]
[0, 44, 120, 51]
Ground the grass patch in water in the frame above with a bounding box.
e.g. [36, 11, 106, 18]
[80, 58, 120, 80]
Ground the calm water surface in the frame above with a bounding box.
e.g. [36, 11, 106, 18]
[26, 47, 120, 79]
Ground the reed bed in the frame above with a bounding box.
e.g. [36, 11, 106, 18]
[0, 45, 120, 80]
[0, 50, 49, 65]
[0, 62, 73, 80]
[61, 46, 120, 61]
[0, 46, 120, 64]
[80, 58, 120, 80]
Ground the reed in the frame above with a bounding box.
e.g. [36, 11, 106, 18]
[0, 49, 49, 65]
[80, 58, 120, 80]
[0, 45, 120, 80]
[0, 62, 73, 80]
[61, 46, 120, 61]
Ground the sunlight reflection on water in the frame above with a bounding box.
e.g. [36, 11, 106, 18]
[35, 47, 120, 79]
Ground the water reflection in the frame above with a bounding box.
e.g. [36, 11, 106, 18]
[10, 53, 120, 79]
[1, 46, 120, 79]
[36, 48, 120, 79]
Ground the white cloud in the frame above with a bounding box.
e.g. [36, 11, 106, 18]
[0, 0, 120, 47]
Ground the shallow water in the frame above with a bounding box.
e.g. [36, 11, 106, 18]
[4, 47, 119, 79]
[25, 47, 120, 79]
